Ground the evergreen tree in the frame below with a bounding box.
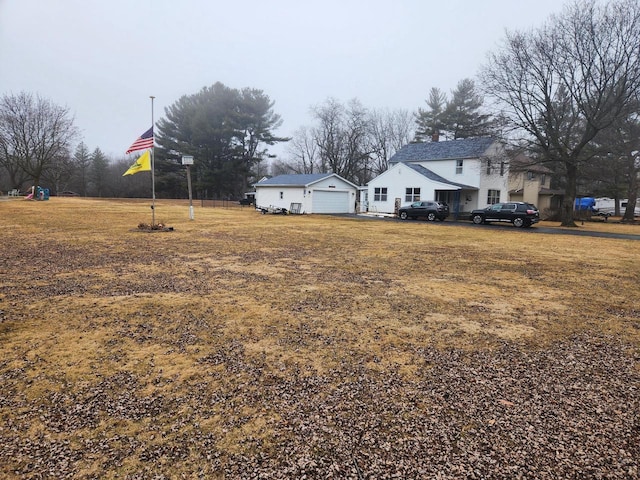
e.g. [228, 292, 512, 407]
[415, 81, 496, 141]
[155, 82, 287, 199]
[73, 142, 92, 196]
[414, 87, 447, 142]
[89, 147, 109, 197]
[442, 79, 496, 139]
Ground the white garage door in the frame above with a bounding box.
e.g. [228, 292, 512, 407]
[311, 190, 351, 213]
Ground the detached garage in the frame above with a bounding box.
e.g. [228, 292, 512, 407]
[254, 173, 358, 214]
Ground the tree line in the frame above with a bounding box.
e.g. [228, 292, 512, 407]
[2, 0, 639, 225]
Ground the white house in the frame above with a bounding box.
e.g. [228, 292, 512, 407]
[254, 173, 358, 214]
[366, 137, 509, 217]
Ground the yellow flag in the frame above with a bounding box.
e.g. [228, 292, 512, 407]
[122, 150, 151, 176]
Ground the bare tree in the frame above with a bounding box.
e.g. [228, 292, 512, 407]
[0, 92, 78, 188]
[284, 99, 413, 184]
[42, 148, 74, 194]
[310, 98, 374, 185]
[269, 159, 295, 176]
[369, 108, 414, 175]
[342, 99, 371, 185]
[312, 98, 346, 176]
[286, 126, 320, 174]
[480, 0, 640, 226]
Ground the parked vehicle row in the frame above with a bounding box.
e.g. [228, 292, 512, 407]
[397, 200, 540, 228]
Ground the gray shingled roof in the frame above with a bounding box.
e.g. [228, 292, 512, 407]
[407, 164, 477, 190]
[255, 173, 333, 186]
[390, 137, 496, 163]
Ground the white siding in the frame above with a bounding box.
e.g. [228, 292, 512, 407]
[367, 163, 460, 214]
[255, 186, 305, 211]
[419, 158, 482, 188]
[255, 174, 357, 214]
[478, 159, 509, 208]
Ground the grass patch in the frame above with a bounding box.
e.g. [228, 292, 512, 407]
[1, 197, 639, 477]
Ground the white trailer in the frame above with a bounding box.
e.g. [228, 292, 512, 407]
[595, 197, 640, 216]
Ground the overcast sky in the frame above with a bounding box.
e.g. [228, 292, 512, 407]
[1, 0, 566, 161]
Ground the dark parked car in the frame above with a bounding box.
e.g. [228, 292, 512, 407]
[470, 202, 539, 228]
[398, 201, 449, 221]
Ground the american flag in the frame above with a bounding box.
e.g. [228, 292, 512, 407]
[126, 127, 154, 154]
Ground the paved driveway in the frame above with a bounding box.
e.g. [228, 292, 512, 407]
[349, 214, 640, 241]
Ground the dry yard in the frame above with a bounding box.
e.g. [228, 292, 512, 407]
[1, 197, 639, 479]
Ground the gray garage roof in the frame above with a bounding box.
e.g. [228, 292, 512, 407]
[390, 137, 496, 163]
[255, 173, 357, 188]
[407, 164, 477, 190]
[255, 173, 331, 187]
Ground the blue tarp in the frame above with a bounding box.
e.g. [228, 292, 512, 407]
[574, 197, 596, 211]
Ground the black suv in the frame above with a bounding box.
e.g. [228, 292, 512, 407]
[470, 202, 539, 228]
[398, 201, 449, 221]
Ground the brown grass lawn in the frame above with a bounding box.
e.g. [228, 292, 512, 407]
[1, 197, 639, 478]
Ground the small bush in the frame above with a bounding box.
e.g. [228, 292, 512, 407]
[540, 208, 561, 221]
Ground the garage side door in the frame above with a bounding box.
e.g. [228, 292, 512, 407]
[311, 190, 350, 213]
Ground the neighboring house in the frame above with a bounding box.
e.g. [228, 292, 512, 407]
[254, 173, 358, 214]
[366, 137, 509, 217]
[508, 153, 563, 211]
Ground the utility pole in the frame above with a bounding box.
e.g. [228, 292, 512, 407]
[182, 155, 194, 220]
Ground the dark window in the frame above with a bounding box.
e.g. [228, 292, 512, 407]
[487, 189, 500, 204]
[374, 187, 387, 202]
[405, 187, 420, 202]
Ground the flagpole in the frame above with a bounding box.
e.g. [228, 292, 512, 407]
[150, 95, 156, 226]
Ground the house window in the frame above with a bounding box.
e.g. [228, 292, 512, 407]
[405, 187, 420, 202]
[527, 171, 536, 180]
[374, 187, 387, 202]
[541, 173, 546, 186]
[487, 189, 500, 204]
[280, 191, 284, 199]
[500, 161, 505, 176]
[486, 160, 492, 175]
[456, 159, 464, 174]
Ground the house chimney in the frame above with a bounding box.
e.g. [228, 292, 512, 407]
[431, 132, 439, 142]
